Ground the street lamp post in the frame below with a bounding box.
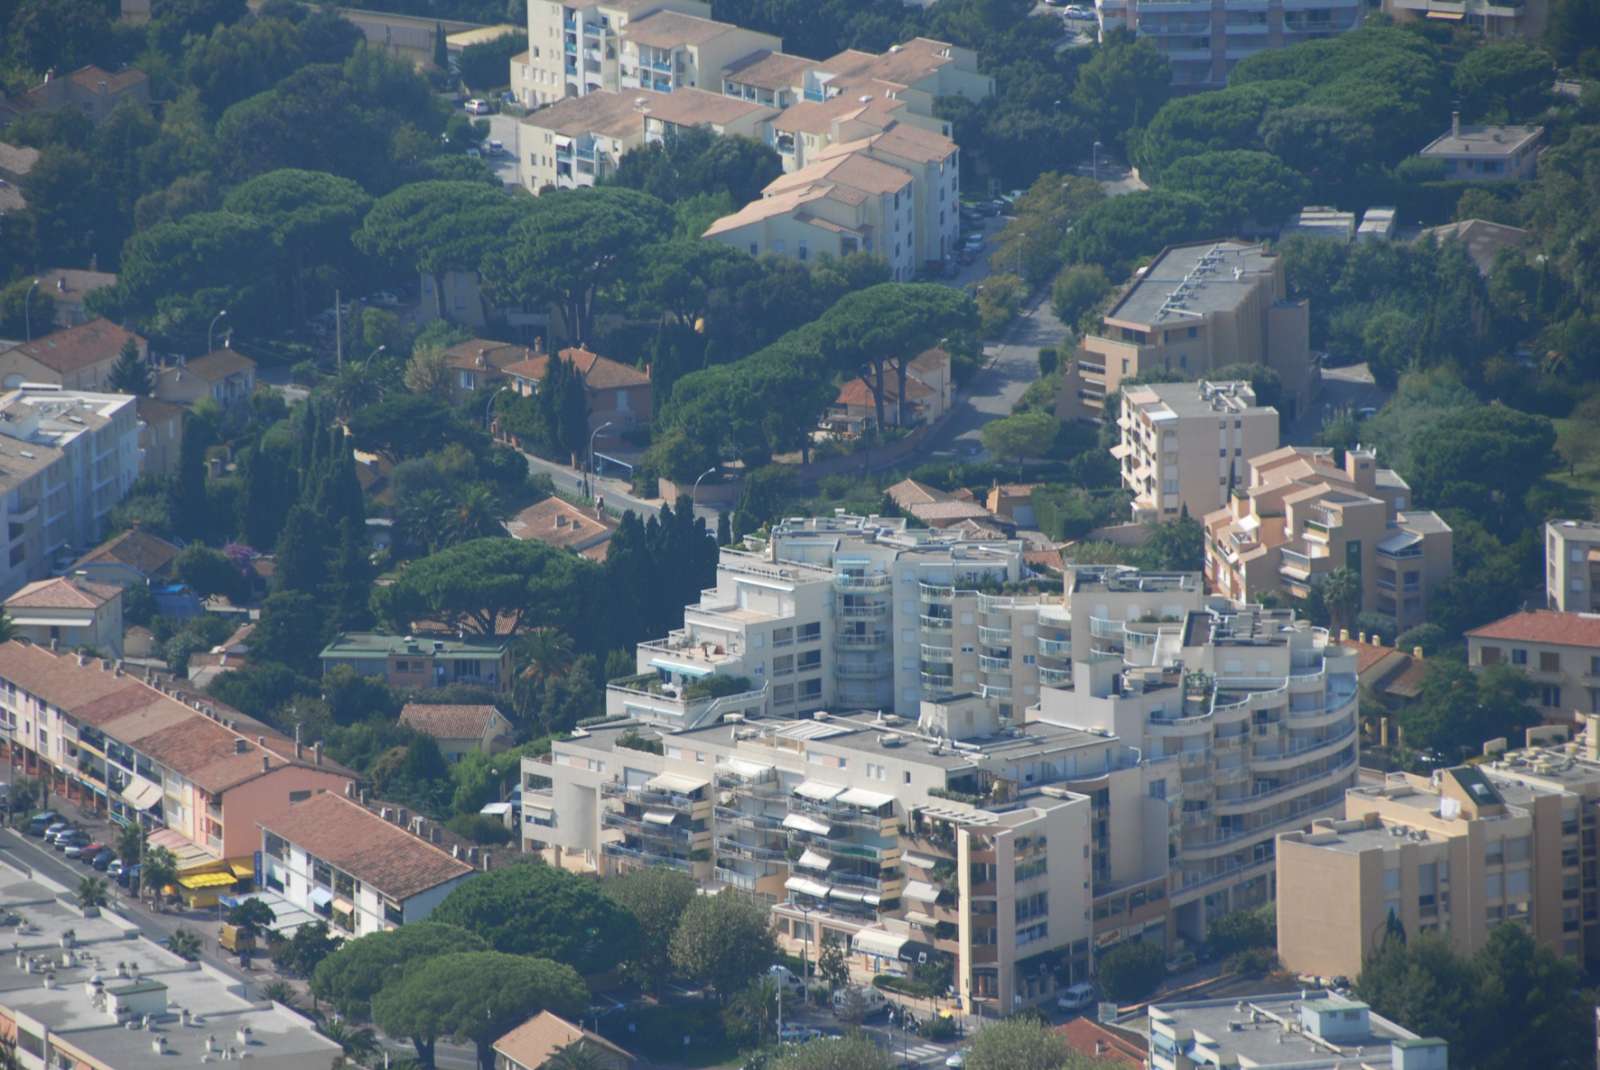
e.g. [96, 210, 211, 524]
[1092, 140, 1103, 183]
[483, 384, 508, 436]
[585, 420, 614, 499]
[23, 279, 39, 343]
[690, 466, 716, 515]
[207, 309, 228, 353]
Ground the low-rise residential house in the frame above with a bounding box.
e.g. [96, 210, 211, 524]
[3, 575, 123, 656]
[320, 632, 514, 693]
[0, 640, 354, 864]
[398, 703, 514, 762]
[0, 318, 144, 392]
[515, 0, 711, 107]
[1204, 445, 1453, 632]
[136, 395, 184, 477]
[1467, 610, 1600, 720]
[1114, 379, 1280, 524]
[153, 349, 257, 409]
[1056, 241, 1314, 422]
[1145, 992, 1446, 1070]
[70, 527, 181, 588]
[985, 484, 1037, 528]
[442, 338, 530, 401]
[0, 65, 151, 126]
[505, 344, 652, 439]
[259, 787, 478, 937]
[1417, 218, 1533, 276]
[518, 90, 649, 192]
[828, 347, 952, 435]
[495, 1011, 635, 1070]
[31, 268, 118, 329]
[1418, 114, 1542, 182]
[1352, 636, 1427, 710]
[506, 496, 616, 560]
[1545, 519, 1600, 613]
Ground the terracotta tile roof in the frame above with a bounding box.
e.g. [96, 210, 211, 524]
[723, 49, 817, 90]
[822, 37, 960, 91]
[258, 791, 474, 900]
[73, 528, 181, 576]
[910, 500, 994, 522]
[642, 86, 775, 128]
[505, 346, 650, 391]
[135, 395, 184, 426]
[521, 89, 646, 140]
[5, 576, 120, 610]
[178, 349, 256, 381]
[0, 641, 351, 792]
[885, 478, 950, 509]
[834, 375, 932, 409]
[766, 150, 912, 197]
[442, 339, 530, 374]
[702, 184, 843, 237]
[11, 318, 139, 375]
[772, 91, 905, 137]
[624, 9, 744, 48]
[1056, 1017, 1144, 1068]
[908, 347, 949, 375]
[1468, 610, 1600, 649]
[495, 1011, 633, 1070]
[505, 497, 615, 554]
[399, 703, 506, 741]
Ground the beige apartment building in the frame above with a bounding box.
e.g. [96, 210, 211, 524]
[1204, 446, 1453, 634]
[524, 693, 1177, 1013]
[1467, 610, 1600, 720]
[1055, 242, 1313, 423]
[517, 86, 774, 192]
[515, 0, 710, 106]
[1113, 379, 1279, 524]
[619, 10, 780, 94]
[1544, 520, 1600, 613]
[1279, 723, 1600, 979]
[1382, 0, 1545, 37]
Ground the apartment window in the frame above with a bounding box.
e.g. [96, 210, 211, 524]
[1541, 651, 1561, 673]
[1486, 872, 1503, 899]
[1542, 685, 1563, 708]
[798, 678, 822, 699]
[334, 871, 358, 899]
[1512, 648, 1527, 665]
[798, 241, 808, 261]
[1187, 327, 1198, 338]
[311, 857, 334, 888]
[1481, 646, 1502, 665]
[264, 833, 287, 861]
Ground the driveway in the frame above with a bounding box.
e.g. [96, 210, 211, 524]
[485, 113, 522, 188]
[1288, 361, 1391, 445]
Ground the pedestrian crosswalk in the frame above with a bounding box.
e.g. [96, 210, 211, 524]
[900, 1042, 947, 1064]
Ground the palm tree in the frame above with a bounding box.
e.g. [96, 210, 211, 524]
[546, 1040, 610, 1070]
[140, 846, 178, 908]
[319, 1018, 378, 1061]
[166, 928, 203, 962]
[260, 979, 299, 1008]
[1321, 567, 1363, 639]
[516, 628, 576, 688]
[116, 821, 145, 866]
[448, 483, 508, 545]
[0, 610, 13, 645]
[76, 877, 109, 910]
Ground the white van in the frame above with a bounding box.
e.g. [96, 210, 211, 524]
[767, 964, 805, 998]
[1057, 982, 1096, 1012]
[831, 985, 889, 1018]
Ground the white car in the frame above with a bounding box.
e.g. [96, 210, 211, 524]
[487, 140, 507, 156]
[946, 1052, 967, 1069]
[767, 964, 805, 997]
[1057, 982, 1097, 1012]
[464, 98, 492, 115]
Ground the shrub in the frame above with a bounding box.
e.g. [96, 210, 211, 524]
[1097, 940, 1165, 1002]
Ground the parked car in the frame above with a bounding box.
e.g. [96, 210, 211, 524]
[43, 822, 74, 844]
[1057, 982, 1097, 1013]
[54, 830, 89, 852]
[64, 840, 102, 861]
[90, 848, 115, 871]
[26, 811, 60, 836]
[487, 139, 507, 156]
[779, 1025, 823, 1045]
[464, 98, 492, 115]
[946, 1052, 967, 1069]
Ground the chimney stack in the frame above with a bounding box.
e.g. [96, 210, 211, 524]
[294, 724, 304, 761]
[261, 755, 270, 773]
[313, 741, 323, 766]
[1451, 110, 1461, 138]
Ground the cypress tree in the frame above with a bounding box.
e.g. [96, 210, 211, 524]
[274, 504, 329, 595]
[329, 518, 373, 630]
[716, 511, 731, 547]
[174, 413, 214, 540]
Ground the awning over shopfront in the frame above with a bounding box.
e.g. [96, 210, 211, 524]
[119, 780, 162, 812]
[852, 928, 909, 960]
[178, 872, 235, 890]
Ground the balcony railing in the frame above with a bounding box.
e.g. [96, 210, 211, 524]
[1039, 666, 1072, 687]
[836, 574, 892, 590]
[920, 672, 955, 691]
[978, 654, 1011, 673]
[835, 631, 889, 649]
[604, 843, 693, 871]
[919, 614, 953, 631]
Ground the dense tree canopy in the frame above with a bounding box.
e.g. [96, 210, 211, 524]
[428, 864, 640, 974]
[373, 537, 602, 638]
[310, 922, 487, 1019]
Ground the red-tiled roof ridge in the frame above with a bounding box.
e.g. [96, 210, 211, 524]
[1467, 610, 1600, 649]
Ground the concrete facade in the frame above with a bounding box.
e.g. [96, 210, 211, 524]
[1545, 520, 1600, 613]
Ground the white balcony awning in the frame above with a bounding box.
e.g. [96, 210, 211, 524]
[785, 876, 831, 899]
[902, 880, 939, 903]
[901, 853, 937, 870]
[309, 888, 334, 908]
[646, 771, 709, 794]
[837, 787, 893, 810]
[723, 758, 772, 778]
[852, 928, 909, 959]
[783, 813, 832, 836]
[796, 849, 832, 871]
[648, 658, 713, 678]
[9, 615, 94, 628]
[793, 780, 844, 802]
[830, 888, 870, 904]
[904, 910, 937, 927]
[120, 779, 162, 812]
[642, 810, 677, 826]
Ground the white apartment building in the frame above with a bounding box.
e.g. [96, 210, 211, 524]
[258, 788, 478, 938]
[1095, 0, 1363, 88]
[515, 0, 710, 107]
[524, 693, 1177, 1013]
[0, 387, 142, 597]
[1034, 567, 1360, 940]
[618, 10, 780, 94]
[1545, 520, 1600, 613]
[1113, 379, 1279, 524]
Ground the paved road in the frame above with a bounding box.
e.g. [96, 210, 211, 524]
[485, 113, 523, 188]
[522, 450, 721, 525]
